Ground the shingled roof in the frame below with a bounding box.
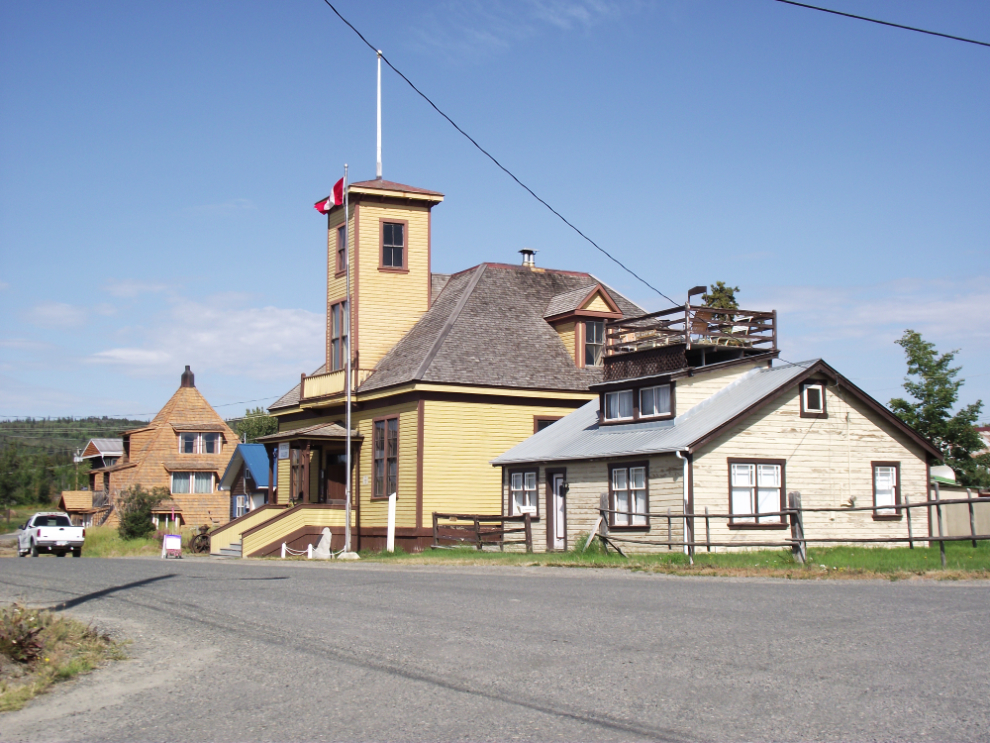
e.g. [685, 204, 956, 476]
[269, 263, 644, 410]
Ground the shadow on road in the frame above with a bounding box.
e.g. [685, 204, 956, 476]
[50, 574, 177, 611]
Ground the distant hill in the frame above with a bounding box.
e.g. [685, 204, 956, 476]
[0, 417, 150, 457]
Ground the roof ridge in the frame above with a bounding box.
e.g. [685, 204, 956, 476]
[413, 264, 488, 381]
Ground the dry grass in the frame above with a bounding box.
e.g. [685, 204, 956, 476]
[0, 604, 124, 713]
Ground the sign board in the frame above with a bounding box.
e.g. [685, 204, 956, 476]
[278, 442, 290, 460]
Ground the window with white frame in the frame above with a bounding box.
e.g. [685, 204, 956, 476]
[610, 464, 648, 526]
[873, 463, 899, 516]
[171, 471, 214, 494]
[639, 385, 672, 418]
[801, 382, 826, 417]
[178, 432, 222, 454]
[729, 461, 784, 524]
[509, 470, 538, 516]
[604, 390, 634, 421]
[235, 495, 247, 518]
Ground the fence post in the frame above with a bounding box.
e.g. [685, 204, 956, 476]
[934, 482, 946, 568]
[967, 489, 977, 549]
[281, 543, 286, 558]
[788, 492, 806, 564]
[904, 493, 913, 549]
[432, 512, 439, 548]
[307, 543, 313, 559]
[524, 513, 533, 553]
[705, 506, 711, 553]
[667, 507, 672, 551]
[686, 508, 694, 566]
[474, 517, 482, 550]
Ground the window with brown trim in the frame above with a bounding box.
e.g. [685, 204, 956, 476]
[609, 462, 648, 527]
[800, 382, 827, 418]
[178, 432, 221, 454]
[373, 416, 398, 498]
[872, 462, 901, 519]
[604, 390, 634, 421]
[728, 458, 786, 526]
[336, 225, 346, 275]
[585, 320, 604, 367]
[329, 300, 348, 372]
[639, 384, 672, 419]
[534, 416, 562, 433]
[381, 220, 406, 270]
[508, 469, 538, 516]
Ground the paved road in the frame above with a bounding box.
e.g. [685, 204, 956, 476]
[0, 558, 987, 742]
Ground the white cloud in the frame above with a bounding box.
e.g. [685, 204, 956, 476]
[23, 301, 87, 329]
[103, 279, 170, 298]
[87, 295, 324, 382]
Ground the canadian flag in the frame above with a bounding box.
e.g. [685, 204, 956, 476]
[314, 177, 344, 214]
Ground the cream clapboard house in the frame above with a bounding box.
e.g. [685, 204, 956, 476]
[493, 303, 941, 552]
[209, 177, 645, 557]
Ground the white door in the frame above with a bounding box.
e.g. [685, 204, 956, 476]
[552, 474, 566, 550]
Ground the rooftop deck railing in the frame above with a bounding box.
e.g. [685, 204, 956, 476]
[299, 367, 374, 402]
[605, 305, 776, 357]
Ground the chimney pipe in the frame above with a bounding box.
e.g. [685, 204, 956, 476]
[519, 248, 537, 268]
[180, 365, 195, 388]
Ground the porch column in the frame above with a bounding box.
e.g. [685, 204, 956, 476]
[266, 444, 275, 505]
[302, 441, 311, 503]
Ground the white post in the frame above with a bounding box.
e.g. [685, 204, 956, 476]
[307, 544, 313, 560]
[344, 164, 353, 556]
[387, 492, 397, 552]
[376, 51, 382, 179]
[281, 543, 286, 558]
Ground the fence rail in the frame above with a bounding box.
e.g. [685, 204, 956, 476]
[431, 513, 533, 552]
[592, 488, 990, 567]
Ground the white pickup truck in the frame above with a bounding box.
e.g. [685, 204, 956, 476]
[17, 512, 85, 558]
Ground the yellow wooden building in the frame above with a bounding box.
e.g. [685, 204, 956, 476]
[216, 178, 644, 556]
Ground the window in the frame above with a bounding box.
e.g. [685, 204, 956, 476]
[329, 300, 349, 371]
[639, 385, 672, 418]
[336, 225, 346, 275]
[800, 382, 827, 418]
[534, 416, 561, 433]
[872, 462, 900, 518]
[729, 460, 785, 525]
[585, 320, 604, 366]
[381, 221, 405, 269]
[178, 433, 222, 454]
[610, 463, 648, 526]
[373, 416, 398, 498]
[34, 515, 71, 527]
[509, 470, 538, 516]
[604, 390, 634, 421]
[235, 495, 247, 518]
[171, 472, 214, 494]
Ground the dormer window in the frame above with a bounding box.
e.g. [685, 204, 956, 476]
[179, 432, 222, 454]
[801, 382, 827, 418]
[639, 385, 672, 418]
[585, 320, 605, 367]
[604, 390, 634, 421]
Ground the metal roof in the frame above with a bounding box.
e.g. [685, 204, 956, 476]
[219, 444, 271, 491]
[492, 361, 818, 465]
[82, 438, 123, 457]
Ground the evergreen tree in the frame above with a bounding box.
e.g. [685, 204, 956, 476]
[889, 330, 989, 488]
[701, 281, 740, 311]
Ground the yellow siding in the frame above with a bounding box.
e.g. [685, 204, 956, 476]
[555, 321, 576, 363]
[242, 507, 349, 557]
[210, 506, 289, 554]
[582, 292, 611, 313]
[674, 361, 768, 413]
[692, 381, 929, 548]
[353, 401, 420, 528]
[354, 203, 432, 369]
[422, 399, 591, 519]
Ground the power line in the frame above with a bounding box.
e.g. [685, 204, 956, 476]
[771, 0, 990, 48]
[0, 395, 281, 422]
[319, 0, 679, 307]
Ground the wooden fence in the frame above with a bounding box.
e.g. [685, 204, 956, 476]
[592, 488, 990, 567]
[431, 513, 533, 552]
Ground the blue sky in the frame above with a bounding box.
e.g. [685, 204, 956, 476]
[1, 0, 987, 421]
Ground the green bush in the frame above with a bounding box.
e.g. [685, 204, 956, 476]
[116, 485, 168, 540]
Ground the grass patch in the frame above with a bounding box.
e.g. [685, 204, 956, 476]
[1, 507, 47, 532]
[355, 540, 990, 579]
[79, 525, 201, 558]
[0, 603, 124, 712]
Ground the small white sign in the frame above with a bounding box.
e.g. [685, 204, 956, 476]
[278, 442, 290, 460]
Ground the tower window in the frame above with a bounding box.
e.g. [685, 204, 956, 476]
[381, 221, 406, 269]
[329, 300, 348, 371]
[336, 225, 346, 275]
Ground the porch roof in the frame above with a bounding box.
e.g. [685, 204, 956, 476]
[255, 422, 361, 444]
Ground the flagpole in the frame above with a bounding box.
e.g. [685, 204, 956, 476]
[343, 163, 353, 555]
[376, 50, 382, 179]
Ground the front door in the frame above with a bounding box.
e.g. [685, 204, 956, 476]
[551, 472, 567, 550]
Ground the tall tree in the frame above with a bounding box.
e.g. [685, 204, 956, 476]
[889, 330, 989, 487]
[231, 407, 278, 443]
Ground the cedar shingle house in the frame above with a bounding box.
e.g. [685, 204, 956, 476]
[212, 177, 644, 557]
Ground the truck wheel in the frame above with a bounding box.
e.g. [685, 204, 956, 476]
[72, 548, 82, 558]
[31, 543, 39, 557]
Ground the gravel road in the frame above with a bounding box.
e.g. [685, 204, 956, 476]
[0, 557, 987, 742]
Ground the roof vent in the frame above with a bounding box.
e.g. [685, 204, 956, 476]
[180, 365, 195, 388]
[519, 248, 537, 267]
